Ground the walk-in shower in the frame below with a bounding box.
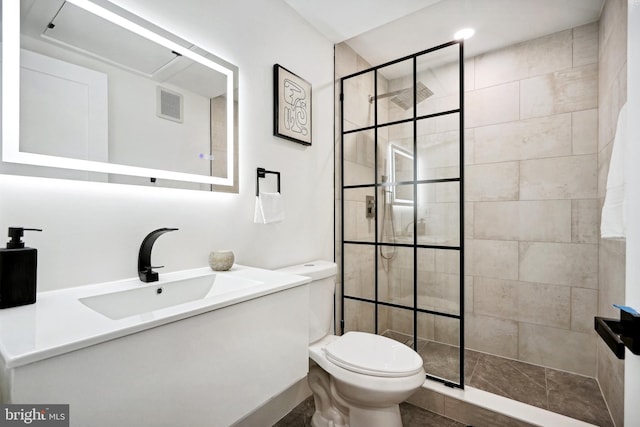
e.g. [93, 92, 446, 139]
[339, 41, 464, 387]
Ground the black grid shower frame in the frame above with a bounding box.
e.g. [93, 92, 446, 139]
[339, 40, 465, 389]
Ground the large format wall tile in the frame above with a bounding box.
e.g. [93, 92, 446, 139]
[573, 22, 599, 67]
[473, 114, 572, 163]
[598, 141, 614, 198]
[519, 242, 598, 288]
[571, 199, 599, 244]
[334, 43, 359, 79]
[464, 202, 474, 239]
[520, 154, 597, 200]
[519, 323, 596, 376]
[598, 66, 627, 152]
[598, 239, 626, 317]
[520, 64, 597, 119]
[597, 340, 624, 427]
[571, 287, 598, 333]
[465, 313, 518, 359]
[466, 82, 519, 128]
[465, 162, 519, 201]
[572, 109, 598, 155]
[474, 200, 572, 242]
[474, 30, 572, 89]
[466, 239, 519, 280]
[599, 2, 627, 109]
[465, 276, 473, 314]
[474, 277, 571, 329]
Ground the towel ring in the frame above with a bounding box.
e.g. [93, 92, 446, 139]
[256, 167, 281, 196]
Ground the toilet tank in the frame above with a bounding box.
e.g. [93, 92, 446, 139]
[277, 260, 337, 344]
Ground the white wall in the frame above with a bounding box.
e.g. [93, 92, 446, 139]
[0, 0, 335, 291]
[625, 1, 640, 424]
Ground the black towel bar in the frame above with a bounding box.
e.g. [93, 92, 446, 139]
[256, 167, 281, 196]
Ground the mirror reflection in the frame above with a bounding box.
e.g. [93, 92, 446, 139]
[3, 0, 238, 191]
[390, 144, 413, 205]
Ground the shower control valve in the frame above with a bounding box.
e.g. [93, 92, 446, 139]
[365, 195, 375, 219]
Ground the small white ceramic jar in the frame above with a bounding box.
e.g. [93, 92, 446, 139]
[209, 250, 235, 271]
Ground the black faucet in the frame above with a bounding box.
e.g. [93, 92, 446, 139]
[138, 228, 178, 283]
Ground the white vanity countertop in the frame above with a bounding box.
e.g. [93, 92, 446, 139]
[0, 265, 311, 369]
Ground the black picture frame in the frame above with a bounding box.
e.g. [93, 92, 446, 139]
[273, 64, 312, 146]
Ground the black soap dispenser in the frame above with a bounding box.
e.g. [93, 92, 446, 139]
[0, 227, 42, 309]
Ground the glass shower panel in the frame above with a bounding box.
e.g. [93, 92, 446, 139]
[415, 44, 460, 116]
[342, 71, 375, 132]
[417, 248, 460, 316]
[339, 39, 463, 388]
[378, 184, 413, 245]
[416, 114, 460, 181]
[344, 299, 376, 334]
[378, 305, 415, 345]
[416, 182, 460, 247]
[343, 187, 376, 243]
[343, 129, 376, 187]
[375, 59, 414, 125]
[417, 314, 462, 384]
[343, 244, 376, 300]
[378, 246, 414, 307]
[379, 121, 414, 184]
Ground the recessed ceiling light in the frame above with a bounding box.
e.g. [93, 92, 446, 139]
[453, 28, 475, 40]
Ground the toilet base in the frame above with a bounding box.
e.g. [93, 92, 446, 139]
[348, 405, 402, 427]
[309, 365, 348, 427]
[308, 365, 405, 427]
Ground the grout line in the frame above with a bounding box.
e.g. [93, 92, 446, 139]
[466, 351, 481, 384]
[545, 367, 551, 411]
[593, 373, 617, 427]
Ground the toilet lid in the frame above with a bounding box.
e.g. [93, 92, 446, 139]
[324, 332, 424, 377]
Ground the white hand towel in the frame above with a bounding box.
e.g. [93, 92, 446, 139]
[601, 103, 628, 239]
[254, 192, 285, 224]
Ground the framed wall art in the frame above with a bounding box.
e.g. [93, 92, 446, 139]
[273, 64, 312, 145]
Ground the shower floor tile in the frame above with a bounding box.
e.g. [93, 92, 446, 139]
[418, 340, 481, 385]
[382, 331, 614, 427]
[546, 369, 614, 427]
[467, 352, 548, 410]
[273, 398, 464, 427]
[468, 352, 613, 426]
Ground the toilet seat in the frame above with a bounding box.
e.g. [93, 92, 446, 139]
[324, 331, 424, 377]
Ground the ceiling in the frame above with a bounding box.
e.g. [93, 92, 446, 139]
[284, 0, 604, 67]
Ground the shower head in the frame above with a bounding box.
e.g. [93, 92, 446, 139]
[392, 82, 434, 110]
[368, 82, 434, 111]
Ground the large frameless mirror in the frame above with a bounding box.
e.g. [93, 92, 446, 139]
[1, 0, 239, 192]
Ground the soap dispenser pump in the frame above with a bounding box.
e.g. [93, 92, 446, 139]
[0, 227, 42, 309]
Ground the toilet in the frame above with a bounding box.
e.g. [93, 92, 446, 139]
[278, 260, 425, 427]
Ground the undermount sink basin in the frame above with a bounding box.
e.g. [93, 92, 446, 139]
[79, 273, 263, 320]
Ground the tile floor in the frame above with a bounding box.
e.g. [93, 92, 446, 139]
[275, 331, 614, 427]
[274, 399, 464, 427]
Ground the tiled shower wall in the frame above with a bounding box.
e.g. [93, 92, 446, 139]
[597, 0, 627, 426]
[463, 23, 599, 376]
[335, 21, 602, 377]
